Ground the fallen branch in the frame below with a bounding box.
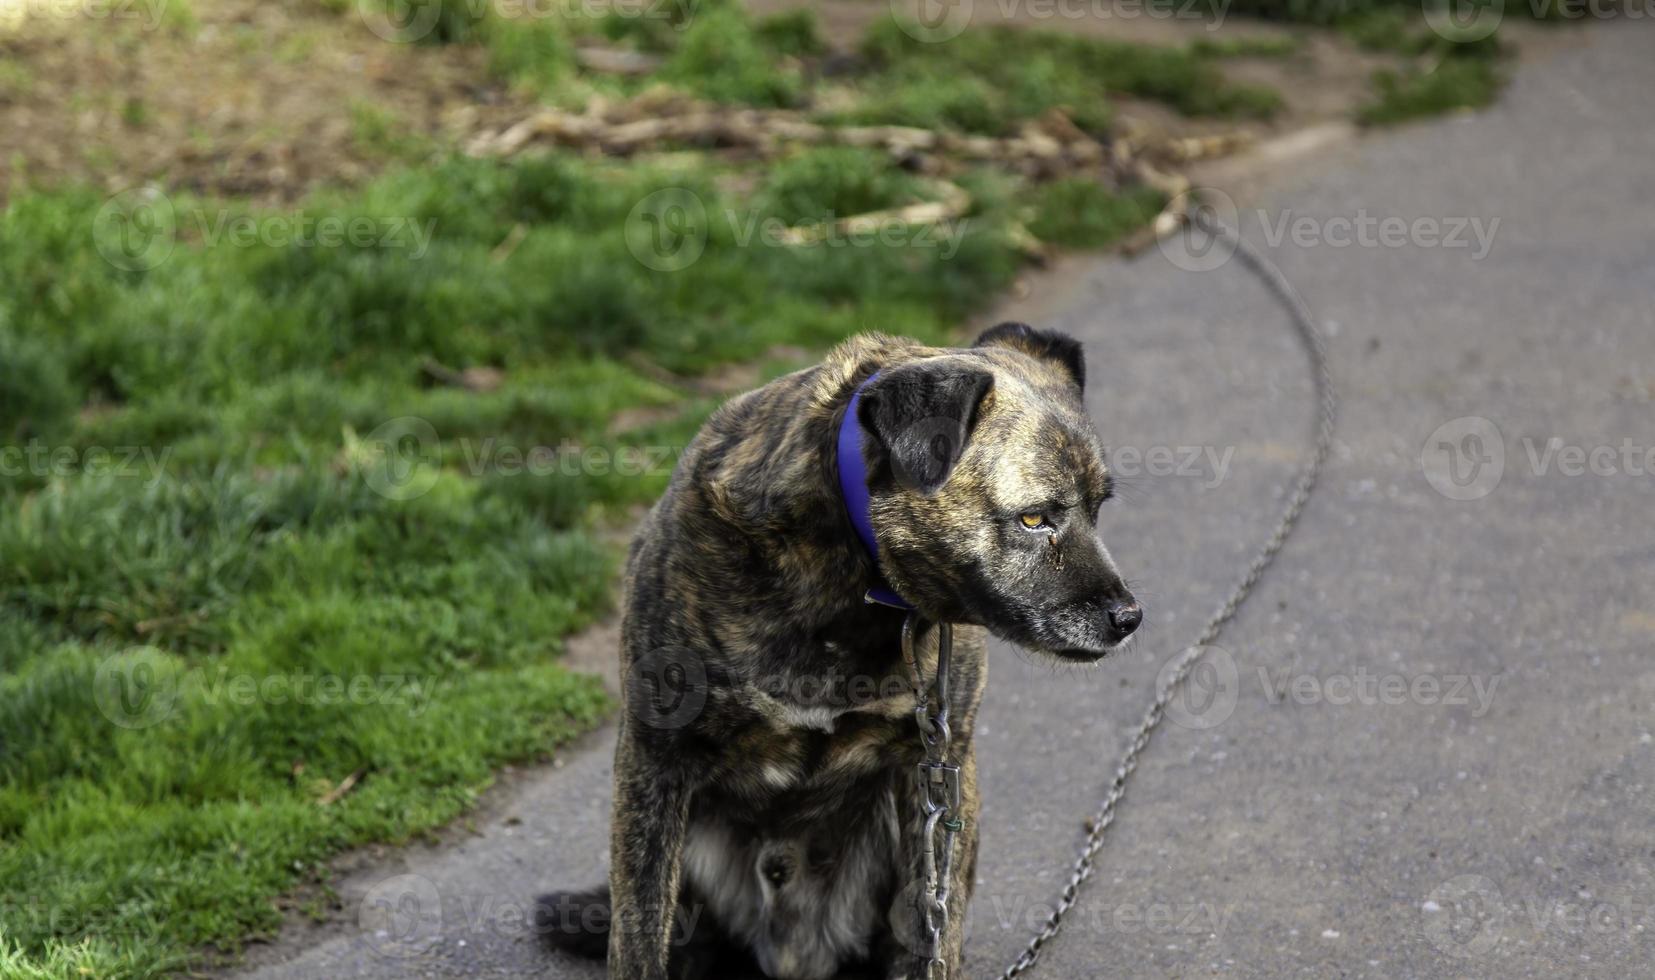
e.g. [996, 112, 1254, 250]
[419, 358, 504, 393]
[575, 46, 664, 77]
[467, 96, 1250, 185]
[464, 95, 1255, 265]
[318, 768, 366, 806]
[465, 99, 1139, 181]
[776, 181, 971, 246]
[489, 222, 528, 263]
[1119, 161, 1195, 256]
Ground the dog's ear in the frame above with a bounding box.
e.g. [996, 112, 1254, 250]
[973, 321, 1085, 392]
[858, 361, 994, 495]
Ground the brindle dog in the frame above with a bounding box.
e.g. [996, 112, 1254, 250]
[537, 324, 1141, 980]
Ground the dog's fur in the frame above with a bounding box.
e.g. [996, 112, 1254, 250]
[536, 325, 1139, 979]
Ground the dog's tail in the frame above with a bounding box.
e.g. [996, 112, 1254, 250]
[534, 885, 611, 960]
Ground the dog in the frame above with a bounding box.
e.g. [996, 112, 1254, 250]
[537, 323, 1141, 980]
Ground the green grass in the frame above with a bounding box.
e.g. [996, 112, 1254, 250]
[349, 102, 430, 162]
[1025, 180, 1167, 250]
[753, 8, 828, 59]
[661, 3, 805, 108]
[1341, 7, 1501, 57]
[845, 19, 1282, 136]
[1164, 0, 1516, 125]
[1359, 57, 1503, 125]
[1341, 7, 1432, 52]
[1334, 3, 1504, 126]
[477, 0, 810, 106]
[146, 0, 197, 35]
[757, 147, 927, 225]
[0, 935, 182, 980]
[485, 12, 575, 96]
[0, 141, 1048, 977]
[351, 0, 489, 45]
[0, 61, 34, 98]
[0, 467, 614, 971]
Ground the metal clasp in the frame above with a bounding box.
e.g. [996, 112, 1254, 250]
[919, 761, 961, 815]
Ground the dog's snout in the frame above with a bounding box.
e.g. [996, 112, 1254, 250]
[1106, 598, 1142, 639]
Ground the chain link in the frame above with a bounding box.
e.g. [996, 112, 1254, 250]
[997, 206, 1339, 979]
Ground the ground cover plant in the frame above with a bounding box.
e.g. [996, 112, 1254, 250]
[1172, 0, 1518, 124]
[845, 18, 1283, 134]
[1341, 8, 1506, 124]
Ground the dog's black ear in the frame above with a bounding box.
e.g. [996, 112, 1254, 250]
[859, 361, 994, 495]
[973, 321, 1085, 392]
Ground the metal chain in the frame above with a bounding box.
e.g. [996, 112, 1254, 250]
[998, 205, 1339, 979]
[904, 616, 962, 980]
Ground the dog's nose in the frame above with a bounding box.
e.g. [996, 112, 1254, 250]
[1107, 599, 1142, 638]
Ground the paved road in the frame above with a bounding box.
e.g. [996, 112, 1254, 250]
[239, 22, 1655, 980]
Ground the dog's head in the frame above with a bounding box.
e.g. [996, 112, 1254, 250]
[858, 323, 1140, 661]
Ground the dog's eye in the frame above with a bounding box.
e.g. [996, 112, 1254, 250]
[1018, 513, 1047, 530]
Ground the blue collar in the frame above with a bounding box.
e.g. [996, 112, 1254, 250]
[836, 372, 913, 610]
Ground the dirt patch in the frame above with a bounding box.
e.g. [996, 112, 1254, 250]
[0, 0, 535, 203]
